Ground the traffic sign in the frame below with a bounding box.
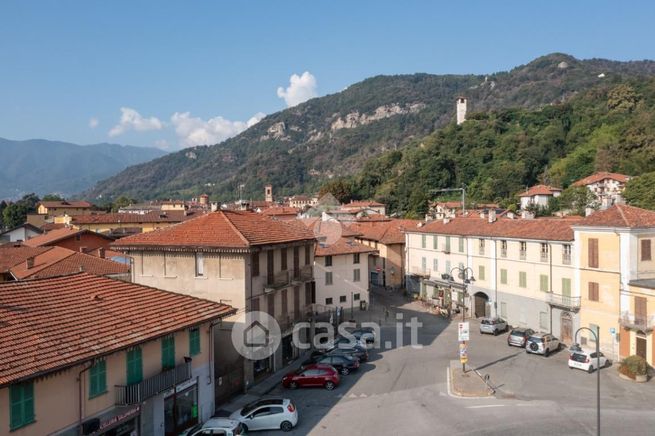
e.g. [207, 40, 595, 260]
[458, 322, 470, 341]
[459, 342, 468, 364]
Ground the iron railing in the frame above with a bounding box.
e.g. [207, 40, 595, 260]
[546, 293, 581, 310]
[410, 266, 431, 277]
[619, 313, 655, 331]
[115, 361, 191, 406]
[266, 270, 290, 290]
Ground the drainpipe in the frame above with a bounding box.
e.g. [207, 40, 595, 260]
[549, 243, 553, 334]
[77, 362, 94, 436]
[494, 239, 498, 317]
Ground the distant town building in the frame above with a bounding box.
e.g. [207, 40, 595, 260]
[0, 223, 42, 244]
[36, 200, 93, 217]
[518, 185, 562, 210]
[265, 184, 273, 203]
[456, 96, 467, 125]
[71, 210, 199, 234]
[573, 171, 630, 209]
[341, 200, 386, 216]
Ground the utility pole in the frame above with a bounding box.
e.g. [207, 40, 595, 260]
[431, 185, 467, 214]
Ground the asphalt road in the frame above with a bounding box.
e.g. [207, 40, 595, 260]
[252, 288, 655, 435]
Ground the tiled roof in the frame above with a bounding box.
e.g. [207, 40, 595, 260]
[0, 223, 43, 237]
[0, 273, 236, 386]
[431, 201, 462, 209]
[0, 245, 50, 273]
[39, 200, 92, 209]
[343, 200, 385, 209]
[573, 172, 630, 186]
[23, 227, 113, 247]
[260, 206, 300, 216]
[575, 204, 655, 228]
[348, 219, 422, 245]
[315, 237, 378, 256]
[112, 210, 316, 250]
[72, 210, 199, 225]
[414, 216, 579, 241]
[518, 185, 562, 197]
[39, 222, 66, 231]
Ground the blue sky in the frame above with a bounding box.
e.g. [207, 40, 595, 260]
[1, 1, 654, 150]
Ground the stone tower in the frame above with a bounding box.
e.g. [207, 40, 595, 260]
[456, 97, 467, 125]
[265, 185, 273, 203]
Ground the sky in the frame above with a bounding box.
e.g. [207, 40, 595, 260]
[1, 0, 654, 151]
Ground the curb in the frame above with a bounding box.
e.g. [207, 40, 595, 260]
[446, 366, 495, 399]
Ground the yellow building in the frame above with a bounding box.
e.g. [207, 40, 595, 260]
[36, 200, 93, 217]
[71, 210, 197, 234]
[0, 273, 235, 436]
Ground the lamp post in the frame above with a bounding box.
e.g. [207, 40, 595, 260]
[447, 266, 476, 322]
[572, 327, 600, 436]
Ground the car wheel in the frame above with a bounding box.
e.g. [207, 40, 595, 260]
[325, 381, 335, 390]
[280, 421, 293, 432]
[289, 381, 298, 389]
[588, 365, 594, 374]
[493, 330, 498, 336]
[544, 348, 550, 357]
[340, 367, 350, 376]
[605, 360, 611, 368]
[242, 424, 249, 433]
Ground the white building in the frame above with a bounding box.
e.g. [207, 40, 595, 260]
[518, 185, 562, 210]
[573, 172, 630, 209]
[0, 223, 42, 244]
[456, 97, 467, 125]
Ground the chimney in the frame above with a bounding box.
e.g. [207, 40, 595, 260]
[26, 257, 35, 269]
[507, 211, 515, 220]
[488, 209, 497, 223]
[98, 247, 105, 259]
[585, 207, 595, 217]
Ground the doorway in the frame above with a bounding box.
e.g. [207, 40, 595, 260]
[636, 334, 647, 359]
[473, 292, 489, 318]
[561, 312, 572, 344]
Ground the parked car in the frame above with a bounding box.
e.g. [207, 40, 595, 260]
[330, 335, 367, 349]
[568, 349, 610, 373]
[313, 342, 369, 362]
[507, 328, 535, 347]
[183, 418, 245, 436]
[229, 398, 297, 432]
[525, 333, 561, 356]
[282, 363, 341, 390]
[479, 317, 508, 335]
[350, 327, 376, 344]
[303, 353, 360, 375]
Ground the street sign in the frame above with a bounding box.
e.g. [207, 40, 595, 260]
[609, 327, 616, 335]
[459, 342, 468, 364]
[458, 322, 470, 341]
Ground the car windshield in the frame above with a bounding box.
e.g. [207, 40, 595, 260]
[529, 337, 544, 343]
[510, 330, 525, 336]
[481, 319, 492, 325]
[570, 353, 587, 362]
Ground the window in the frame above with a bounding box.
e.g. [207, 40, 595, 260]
[478, 265, 485, 281]
[126, 347, 143, 385]
[500, 269, 507, 285]
[421, 257, 427, 272]
[353, 253, 360, 264]
[519, 271, 527, 288]
[325, 271, 333, 285]
[293, 286, 300, 320]
[293, 246, 300, 277]
[325, 255, 333, 267]
[421, 235, 426, 248]
[433, 258, 438, 272]
[587, 282, 599, 301]
[326, 297, 333, 305]
[281, 289, 288, 314]
[353, 269, 360, 282]
[458, 237, 464, 253]
[540, 274, 549, 292]
[305, 245, 311, 265]
[266, 250, 274, 284]
[589, 324, 599, 342]
[281, 248, 288, 270]
[563, 244, 572, 265]
[251, 296, 260, 312]
[252, 253, 259, 277]
[500, 240, 507, 258]
[540, 243, 549, 262]
[479, 239, 485, 255]
[588, 238, 599, 268]
[89, 360, 107, 398]
[539, 312, 549, 330]
[445, 236, 451, 252]
[519, 241, 527, 260]
[562, 278, 572, 296]
[161, 336, 175, 370]
[635, 296, 647, 323]
[189, 327, 201, 356]
[267, 293, 275, 317]
[354, 293, 360, 301]
[500, 302, 507, 318]
[445, 260, 451, 275]
[433, 235, 438, 250]
[10, 382, 34, 430]
[641, 239, 652, 261]
[195, 252, 204, 277]
[340, 295, 347, 303]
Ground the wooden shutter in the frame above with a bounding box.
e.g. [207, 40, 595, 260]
[588, 282, 599, 301]
[294, 286, 300, 320]
[305, 282, 311, 306]
[641, 239, 652, 261]
[268, 293, 275, 317]
[588, 238, 599, 268]
[281, 248, 288, 270]
[305, 244, 311, 265]
[281, 289, 288, 315]
[267, 250, 274, 284]
[635, 296, 647, 322]
[252, 252, 259, 277]
[293, 246, 300, 278]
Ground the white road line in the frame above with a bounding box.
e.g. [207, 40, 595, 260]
[466, 404, 505, 409]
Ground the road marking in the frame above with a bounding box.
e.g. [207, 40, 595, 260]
[466, 405, 505, 409]
[348, 393, 358, 398]
[359, 393, 368, 398]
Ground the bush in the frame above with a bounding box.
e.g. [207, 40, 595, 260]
[619, 355, 648, 378]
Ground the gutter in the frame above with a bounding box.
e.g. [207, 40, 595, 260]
[77, 362, 94, 436]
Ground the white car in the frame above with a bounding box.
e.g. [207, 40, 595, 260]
[568, 349, 610, 373]
[183, 418, 244, 436]
[229, 398, 298, 432]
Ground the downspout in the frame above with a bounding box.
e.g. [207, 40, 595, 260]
[549, 242, 553, 334]
[494, 239, 498, 317]
[77, 362, 94, 436]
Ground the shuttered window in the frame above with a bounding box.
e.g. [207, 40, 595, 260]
[500, 269, 507, 285]
[293, 246, 300, 278]
[266, 251, 274, 284]
[252, 253, 260, 277]
[540, 274, 549, 292]
[433, 236, 438, 250]
[325, 271, 333, 285]
[421, 235, 426, 248]
[458, 237, 464, 253]
[641, 239, 652, 261]
[161, 336, 175, 370]
[294, 286, 300, 320]
[126, 348, 143, 385]
[281, 248, 288, 270]
[10, 382, 34, 431]
[588, 282, 599, 301]
[189, 327, 201, 356]
[89, 360, 107, 398]
[353, 269, 361, 282]
[562, 278, 572, 296]
[281, 289, 288, 315]
[305, 244, 311, 265]
[635, 296, 647, 322]
[588, 238, 599, 268]
[268, 293, 275, 317]
[519, 271, 527, 288]
[478, 265, 485, 281]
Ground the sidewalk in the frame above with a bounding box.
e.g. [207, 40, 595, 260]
[448, 360, 494, 398]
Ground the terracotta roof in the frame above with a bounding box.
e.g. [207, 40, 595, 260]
[575, 204, 655, 228]
[9, 246, 129, 280]
[0, 223, 43, 237]
[296, 218, 362, 240]
[0, 273, 236, 386]
[112, 210, 316, 250]
[518, 185, 562, 197]
[72, 210, 197, 225]
[348, 219, 422, 245]
[0, 245, 51, 273]
[39, 200, 92, 209]
[315, 237, 378, 257]
[431, 201, 462, 209]
[39, 222, 66, 231]
[23, 227, 113, 247]
[260, 206, 300, 216]
[343, 200, 385, 209]
[573, 172, 630, 187]
[414, 216, 579, 241]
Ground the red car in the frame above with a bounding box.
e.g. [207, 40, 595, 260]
[282, 364, 340, 390]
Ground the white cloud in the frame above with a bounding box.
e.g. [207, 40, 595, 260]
[88, 117, 99, 128]
[171, 111, 266, 148]
[108, 107, 164, 137]
[154, 139, 171, 150]
[277, 71, 318, 107]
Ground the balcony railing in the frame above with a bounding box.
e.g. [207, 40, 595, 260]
[540, 253, 549, 262]
[292, 265, 313, 283]
[266, 270, 290, 290]
[115, 361, 191, 406]
[410, 266, 431, 277]
[619, 313, 655, 332]
[500, 249, 507, 258]
[519, 251, 527, 261]
[546, 293, 581, 311]
[562, 253, 571, 265]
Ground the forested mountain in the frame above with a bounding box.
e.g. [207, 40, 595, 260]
[0, 138, 166, 199]
[85, 53, 655, 202]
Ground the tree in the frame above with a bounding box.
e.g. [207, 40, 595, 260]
[318, 179, 353, 204]
[2, 194, 40, 229]
[41, 194, 64, 201]
[607, 84, 639, 113]
[558, 186, 598, 216]
[624, 172, 655, 210]
[111, 195, 136, 212]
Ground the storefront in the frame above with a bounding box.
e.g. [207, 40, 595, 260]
[163, 379, 199, 436]
[87, 405, 141, 436]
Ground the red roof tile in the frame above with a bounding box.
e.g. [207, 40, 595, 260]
[10, 247, 129, 280]
[518, 184, 562, 197]
[573, 172, 630, 186]
[39, 200, 92, 209]
[72, 210, 197, 225]
[348, 219, 422, 244]
[575, 204, 655, 228]
[0, 245, 51, 273]
[112, 210, 316, 250]
[315, 237, 378, 257]
[23, 227, 113, 247]
[343, 200, 385, 209]
[0, 273, 235, 386]
[260, 206, 300, 216]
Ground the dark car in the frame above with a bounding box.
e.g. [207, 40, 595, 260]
[303, 354, 360, 375]
[282, 363, 340, 390]
[316, 344, 369, 362]
[507, 328, 535, 347]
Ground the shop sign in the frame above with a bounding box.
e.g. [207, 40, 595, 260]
[97, 405, 140, 432]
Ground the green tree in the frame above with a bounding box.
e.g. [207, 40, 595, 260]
[41, 194, 64, 201]
[624, 172, 655, 210]
[2, 194, 40, 228]
[558, 186, 598, 216]
[318, 179, 353, 204]
[111, 195, 136, 212]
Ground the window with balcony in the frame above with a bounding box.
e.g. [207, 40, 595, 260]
[325, 255, 333, 267]
[89, 360, 107, 399]
[641, 239, 652, 261]
[161, 336, 175, 370]
[500, 240, 507, 258]
[189, 327, 200, 356]
[519, 241, 527, 260]
[562, 244, 572, 265]
[588, 282, 599, 301]
[126, 347, 143, 385]
[479, 239, 485, 255]
[10, 381, 34, 431]
[353, 253, 360, 264]
[540, 243, 549, 262]
[325, 271, 333, 285]
[588, 238, 599, 268]
[519, 271, 527, 288]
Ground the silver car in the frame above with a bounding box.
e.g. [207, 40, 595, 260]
[479, 317, 508, 335]
[526, 333, 561, 356]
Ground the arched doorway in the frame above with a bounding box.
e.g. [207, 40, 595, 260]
[473, 292, 489, 318]
[561, 312, 572, 344]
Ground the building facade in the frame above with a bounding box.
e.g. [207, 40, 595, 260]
[518, 185, 562, 210]
[573, 172, 630, 209]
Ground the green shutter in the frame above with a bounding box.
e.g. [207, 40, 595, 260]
[127, 348, 143, 385]
[500, 269, 507, 285]
[445, 236, 451, 252]
[519, 271, 527, 288]
[458, 237, 464, 253]
[478, 265, 485, 281]
[162, 336, 175, 370]
[89, 360, 107, 398]
[10, 382, 34, 430]
[433, 235, 437, 250]
[562, 278, 571, 296]
[189, 328, 201, 356]
[540, 275, 549, 292]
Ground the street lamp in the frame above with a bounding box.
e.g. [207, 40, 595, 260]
[571, 327, 600, 436]
[445, 266, 476, 321]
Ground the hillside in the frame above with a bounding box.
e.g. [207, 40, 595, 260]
[86, 53, 655, 202]
[0, 138, 166, 199]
